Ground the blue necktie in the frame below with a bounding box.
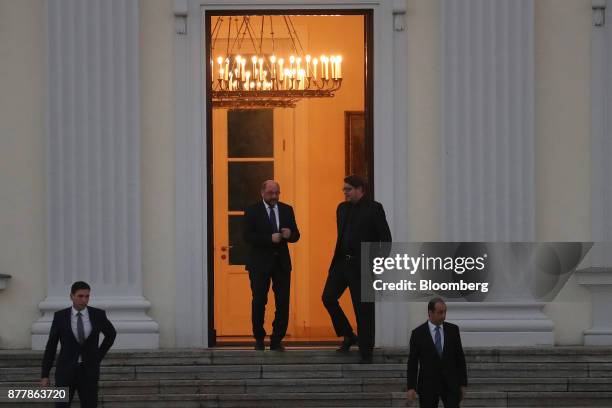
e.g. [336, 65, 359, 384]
[269, 206, 279, 233]
[434, 325, 442, 356]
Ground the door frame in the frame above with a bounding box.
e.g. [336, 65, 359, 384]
[174, 0, 408, 347]
[205, 8, 372, 346]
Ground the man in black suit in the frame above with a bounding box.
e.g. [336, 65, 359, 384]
[41, 281, 116, 407]
[244, 180, 300, 351]
[407, 297, 467, 408]
[322, 175, 392, 363]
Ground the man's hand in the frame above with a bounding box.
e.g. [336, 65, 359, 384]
[460, 386, 466, 401]
[406, 389, 417, 401]
[280, 228, 291, 239]
[40, 378, 49, 387]
[272, 233, 282, 243]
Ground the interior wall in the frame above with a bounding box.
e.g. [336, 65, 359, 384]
[292, 15, 365, 337]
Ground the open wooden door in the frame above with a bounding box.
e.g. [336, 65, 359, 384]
[213, 108, 295, 338]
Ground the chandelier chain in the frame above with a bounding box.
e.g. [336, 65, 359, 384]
[225, 16, 232, 57]
[259, 16, 265, 55]
[286, 16, 305, 56]
[282, 16, 299, 55]
[210, 16, 223, 54]
[243, 17, 260, 56]
[269, 16, 275, 54]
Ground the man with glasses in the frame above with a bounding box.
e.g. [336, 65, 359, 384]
[322, 175, 391, 363]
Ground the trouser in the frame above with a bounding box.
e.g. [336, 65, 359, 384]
[418, 380, 461, 408]
[322, 257, 375, 356]
[55, 363, 98, 408]
[419, 392, 461, 408]
[248, 259, 291, 344]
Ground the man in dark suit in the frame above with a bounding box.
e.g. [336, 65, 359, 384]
[41, 281, 116, 407]
[322, 175, 392, 363]
[244, 180, 300, 351]
[407, 297, 467, 408]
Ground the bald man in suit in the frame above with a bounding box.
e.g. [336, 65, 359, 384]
[244, 180, 300, 351]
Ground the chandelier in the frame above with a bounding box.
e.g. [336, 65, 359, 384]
[210, 15, 343, 108]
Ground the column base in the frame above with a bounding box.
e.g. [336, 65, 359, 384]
[584, 330, 612, 346]
[446, 302, 554, 346]
[31, 296, 159, 350]
[576, 267, 612, 346]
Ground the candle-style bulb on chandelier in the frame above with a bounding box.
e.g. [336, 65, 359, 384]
[210, 15, 343, 109]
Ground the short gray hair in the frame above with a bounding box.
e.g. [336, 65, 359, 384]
[428, 297, 445, 312]
[261, 180, 279, 191]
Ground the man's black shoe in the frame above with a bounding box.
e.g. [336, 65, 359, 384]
[336, 334, 358, 353]
[270, 342, 286, 351]
[254, 340, 265, 351]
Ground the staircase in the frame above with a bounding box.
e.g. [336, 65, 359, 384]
[1, 347, 611, 407]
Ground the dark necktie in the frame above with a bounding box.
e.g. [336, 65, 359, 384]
[269, 206, 279, 233]
[77, 312, 85, 344]
[434, 325, 442, 356]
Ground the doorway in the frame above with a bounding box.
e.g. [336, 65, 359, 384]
[206, 11, 373, 345]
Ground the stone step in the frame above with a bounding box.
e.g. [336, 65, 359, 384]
[3, 391, 609, 408]
[0, 392, 395, 408]
[102, 392, 395, 408]
[4, 363, 612, 383]
[1, 348, 611, 406]
[505, 391, 612, 407]
[93, 390, 612, 408]
[568, 378, 612, 392]
[96, 391, 511, 408]
[5, 376, 599, 395]
[468, 362, 592, 378]
[3, 347, 612, 367]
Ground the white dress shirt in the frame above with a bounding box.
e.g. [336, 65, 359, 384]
[264, 201, 280, 231]
[428, 320, 444, 351]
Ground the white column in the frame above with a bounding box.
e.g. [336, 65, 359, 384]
[440, 0, 551, 345]
[376, 0, 410, 348]
[32, 0, 159, 349]
[174, 0, 207, 347]
[588, 0, 612, 265]
[576, 0, 612, 345]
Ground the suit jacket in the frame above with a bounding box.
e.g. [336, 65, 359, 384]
[244, 201, 300, 273]
[331, 197, 392, 270]
[41, 307, 116, 383]
[407, 321, 468, 395]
